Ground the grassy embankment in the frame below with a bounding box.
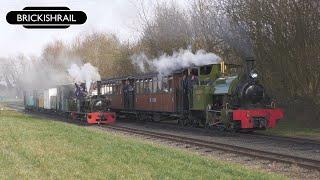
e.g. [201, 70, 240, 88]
[0, 110, 285, 179]
[265, 118, 320, 138]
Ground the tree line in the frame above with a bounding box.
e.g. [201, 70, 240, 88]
[0, 0, 319, 122]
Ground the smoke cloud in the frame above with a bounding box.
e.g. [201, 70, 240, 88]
[0, 52, 102, 98]
[131, 49, 221, 75]
[67, 63, 101, 91]
[0, 55, 74, 92]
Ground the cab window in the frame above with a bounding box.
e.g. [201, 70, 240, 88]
[200, 65, 213, 75]
[224, 64, 240, 76]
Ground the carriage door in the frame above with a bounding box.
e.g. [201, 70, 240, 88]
[177, 70, 190, 111]
[128, 78, 135, 110]
[174, 71, 186, 113]
[123, 78, 135, 110]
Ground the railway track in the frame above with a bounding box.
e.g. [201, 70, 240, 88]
[104, 125, 320, 171]
[249, 132, 320, 146]
[124, 118, 320, 146]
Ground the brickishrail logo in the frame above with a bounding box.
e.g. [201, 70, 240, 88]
[6, 7, 87, 29]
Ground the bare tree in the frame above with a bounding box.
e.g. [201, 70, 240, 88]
[70, 32, 136, 78]
[138, 2, 192, 57]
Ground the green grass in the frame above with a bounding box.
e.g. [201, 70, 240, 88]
[265, 119, 320, 138]
[0, 110, 285, 179]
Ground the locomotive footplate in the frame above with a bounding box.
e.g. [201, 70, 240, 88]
[233, 108, 284, 129]
[86, 112, 116, 124]
[71, 111, 116, 124]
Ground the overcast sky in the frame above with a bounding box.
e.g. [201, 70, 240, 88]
[0, 0, 187, 57]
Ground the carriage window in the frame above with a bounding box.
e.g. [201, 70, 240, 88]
[114, 83, 118, 95]
[118, 81, 122, 95]
[117, 83, 120, 94]
[158, 77, 162, 92]
[113, 84, 116, 95]
[111, 84, 115, 95]
[135, 80, 140, 94]
[113, 83, 116, 95]
[149, 79, 153, 93]
[144, 79, 149, 93]
[109, 84, 112, 95]
[107, 85, 110, 94]
[108, 85, 112, 95]
[162, 77, 169, 93]
[153, 77, 158, 93]
[119, 81, 122, 95]
[101, 85, 105, 95]
[104, 85, 108, 94]
[101, 85, 104, 95]
[138, 80, 143, 94]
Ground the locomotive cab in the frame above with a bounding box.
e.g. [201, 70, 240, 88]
[71, 81, 116, 124]
[189, 61, 240, 110]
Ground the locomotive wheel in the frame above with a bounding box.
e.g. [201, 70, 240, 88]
[226, 122, 241, 133]
[178, 114, 188, 127]
[136, 112, 142, 121]
[188, 113, 200, 127]
[187, 114, 193, 127]
[226, 125, 236, 133]
[192, 119, 200, 127]
[204, 122, 211, 129]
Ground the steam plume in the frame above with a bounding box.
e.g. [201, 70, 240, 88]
[67, 63, 101, 91]
[131, 49, 221, 75]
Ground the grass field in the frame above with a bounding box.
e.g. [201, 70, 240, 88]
[0, 110, 286, 179]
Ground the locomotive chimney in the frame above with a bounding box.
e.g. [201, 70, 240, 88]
[97, 81, 101, 96]
[246, 57, 255, 75]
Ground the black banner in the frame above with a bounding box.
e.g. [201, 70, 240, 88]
[6, 7, 87, 29]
